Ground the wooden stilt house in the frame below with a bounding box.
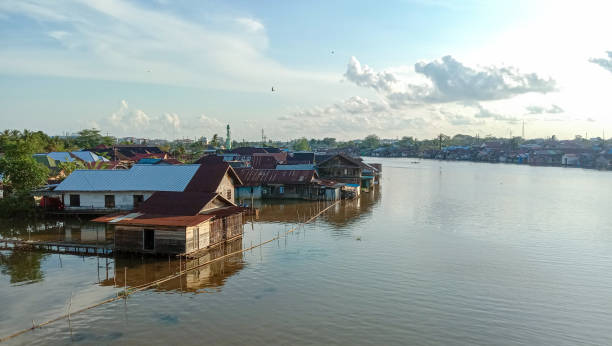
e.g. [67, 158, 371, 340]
[93, 191, 244, 255]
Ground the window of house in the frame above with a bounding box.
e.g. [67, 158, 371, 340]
[344, 168, 348, 175]
[69, 194, 80, 207]
[226, 189, 232, 200]
[133, 194, 144, 207]
[104, 195, 115, 208]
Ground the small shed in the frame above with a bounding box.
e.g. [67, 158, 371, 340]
[93, 191, 244, 255]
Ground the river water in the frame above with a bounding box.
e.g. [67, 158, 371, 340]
[1, 158, 612, 345]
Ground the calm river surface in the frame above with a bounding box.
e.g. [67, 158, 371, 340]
[2, 158, 612, 345]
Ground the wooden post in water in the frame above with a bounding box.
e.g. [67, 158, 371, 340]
[179, 255, 182, 294]
[124, 267, 127, 303]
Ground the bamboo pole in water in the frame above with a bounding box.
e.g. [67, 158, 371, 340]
[0, 200, 343, 343]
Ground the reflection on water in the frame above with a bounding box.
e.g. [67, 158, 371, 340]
[0, 190, 383, 343]
[0, 251, 47, 285]
[4, 159, 612, 345]
[254, 188, 381, 228]
[0, 218, 110, 244]
[100, 238, 245, 293]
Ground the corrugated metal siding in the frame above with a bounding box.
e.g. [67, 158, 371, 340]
[235, 168, 316, 186]
[276, 164, 315, 170]
[55, 164, 200, 192]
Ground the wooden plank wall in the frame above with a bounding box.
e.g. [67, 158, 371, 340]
[155, 230, 186, 254]
[225, 213, 243, 239]
[209, 218, 224, 246]
[115, 226, 143, 251]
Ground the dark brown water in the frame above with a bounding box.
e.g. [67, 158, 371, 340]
[2, 158, 612, 345]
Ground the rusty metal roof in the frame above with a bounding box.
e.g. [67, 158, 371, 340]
[137, 191, 221, 215]
[252, 155, 278, 169]
[235, 168, 317, 186]
[92, 212, 213, 227]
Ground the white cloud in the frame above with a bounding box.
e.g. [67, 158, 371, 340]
[47, 30, 69, 41]
[0, 0, 334, 93]
[589, 51, 612, 74]
[472, 104, 520, 124]
[198, 114, 225, 134]
[235, 18, 264, 32]
[526, 104, 563, 114]
[346, 55, 556, 104]
[108, 100, 151, 130]
[344, 56, 398, 92]
[164, 113, 180, 130]
[103, 100, 183, 138]
[277, 95, 435, 138]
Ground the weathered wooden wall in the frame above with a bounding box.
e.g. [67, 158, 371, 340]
[155, 229, 186, 254]
[115, 226, 143, 251]
[225, 213, 243, 239]
[209, 218, 224, 246]
[115, 225, 187, 254]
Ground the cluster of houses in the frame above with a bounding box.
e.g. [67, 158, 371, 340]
[30, 145, 182, 183]
[398, 140, 612, 169]
[32, 147, 381, 256]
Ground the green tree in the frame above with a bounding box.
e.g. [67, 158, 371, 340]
[210, 134, 220, 147]
[322, 137, 336, 147]
[363, 134, 380, 149]
[294, 138, 311, 151]
[398, 136, 416, 148]
[74, 129, 114, 148]
[57, 161, 86, 179]
[0, 140, 49, 193]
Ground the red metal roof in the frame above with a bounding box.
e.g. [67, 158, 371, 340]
[184, 162, 243, 192]
[137, 191, 221, 215]
[235, 168, 317, 186]
[252, 155, 278, 169]
[203, 206, 248, 217]
[253, 152, 287, 162]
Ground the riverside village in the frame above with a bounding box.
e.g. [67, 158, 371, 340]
[0, 126, 381, 258]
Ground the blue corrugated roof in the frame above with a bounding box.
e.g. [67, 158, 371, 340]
[276, 164, 315, 170]
[34, 151, 108, 163]
[34, 152, 74, 162]
[136, 158, 162, 164]
[70, 151, 105, 163]
[55, 165, 200, 192]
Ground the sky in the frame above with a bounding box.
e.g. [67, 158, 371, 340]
[1, 0, 612, 141]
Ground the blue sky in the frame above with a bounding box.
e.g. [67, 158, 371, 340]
[1, 0, 612, 141]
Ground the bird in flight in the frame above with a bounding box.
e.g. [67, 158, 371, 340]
[331, 50, 335, 54]
[271, 87, 276, 92]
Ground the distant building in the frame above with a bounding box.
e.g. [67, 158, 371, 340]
[562, 153, 580, 166]
[234, 168, 339, 201]
[316, 154, 363, 186]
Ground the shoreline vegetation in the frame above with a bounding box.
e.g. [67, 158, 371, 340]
[1, 129, 610, 218]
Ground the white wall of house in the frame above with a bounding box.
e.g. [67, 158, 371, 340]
[62, 191, 154, 210]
